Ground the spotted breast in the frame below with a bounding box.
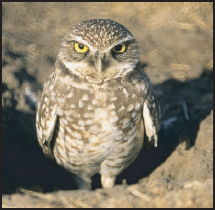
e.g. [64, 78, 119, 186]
[36, 19, 161, 190]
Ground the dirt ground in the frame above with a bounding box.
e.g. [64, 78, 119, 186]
[2, 2, 213, 208]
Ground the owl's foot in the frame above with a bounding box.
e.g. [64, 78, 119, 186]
[101, 175, 116, 188]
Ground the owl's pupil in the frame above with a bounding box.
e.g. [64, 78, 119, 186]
[115, 44, 122, 51]
[78, 44, 84, 49]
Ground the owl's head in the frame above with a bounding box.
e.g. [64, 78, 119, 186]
[58, 19, 140, 80]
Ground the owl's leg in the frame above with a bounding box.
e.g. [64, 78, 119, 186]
[72, 175, 92, 190]
[101, 175, 116, 188]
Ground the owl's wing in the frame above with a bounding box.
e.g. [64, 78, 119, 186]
[36, 73, 59, 160]
[36, 101, 59, 160]
[43, 109, 58, 159]
[142, 84, 161, 148]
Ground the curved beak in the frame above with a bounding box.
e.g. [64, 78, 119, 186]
[95, 52, 105, 76]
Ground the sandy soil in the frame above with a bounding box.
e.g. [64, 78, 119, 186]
[2, 2, 213, 207]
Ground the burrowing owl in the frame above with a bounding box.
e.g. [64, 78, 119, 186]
[36, 19, 161, 190]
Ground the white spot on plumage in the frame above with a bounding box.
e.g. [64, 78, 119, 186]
[144, 88, 147, 94]
[134, 102, 141, 110]
[82, 94, 89, 101]
[78, 120, 86, 126]
[135, 83, 146, 92]
[71, 132, 82, 139]
[45, 107, 49, 113]
[65, 126, 72, 133]
[55, 143, 67, 159]
[108, 103, 115, 110]
[90, 125, 99, 131]
[56, 108, 64, 116]
[66, 117, 73, 122]
[49, 85, 54, 91]
[86, 119, 94, 125]
[123, 118, 130, 125]
[61, 118, 68, 125]
[79, 100, 84, 108]
[64, 110, 71, 116]
[57, 97, 65, 104]
[127, 104, 134, 112]
[122, 88, 129, 97]
[83, 112, 92, 118]
[119, 105, 125, 112]
[67, 92, 73, 98]
[41, 118, 45, 128]
[88, 104, 94, 111]
[132, 111, 138, 118]
[41, 103, 46, 110]
[109, 116, 119, 123]
[89, 135, 99, 144]
[70, 104, 76, 109]
[92, 99, 98, 105]
[110, 110, 116, 116]
[59, 124, 64, 133]
[122, 118, 131, 129]
[50, 92, 56, 101]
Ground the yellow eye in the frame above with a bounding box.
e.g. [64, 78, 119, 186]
[74, 42, 88, 53]
[112, 43, 126, 53]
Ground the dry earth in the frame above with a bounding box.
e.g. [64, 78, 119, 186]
[2, 2, 213, 208]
